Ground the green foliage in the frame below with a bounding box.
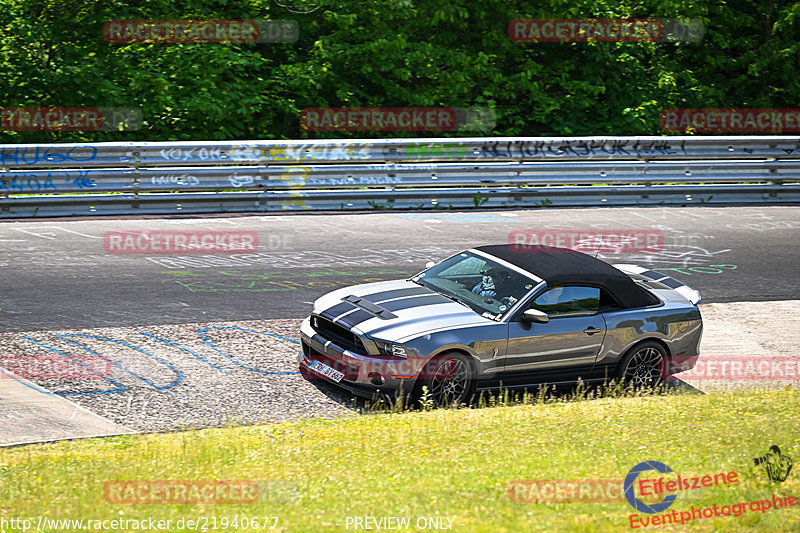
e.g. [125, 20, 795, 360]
[472, 191, 489, 207]
[0, 390, 798, 532]
[0, 0, 798, 142]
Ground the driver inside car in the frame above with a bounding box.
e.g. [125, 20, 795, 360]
[472, 269, 518, 305]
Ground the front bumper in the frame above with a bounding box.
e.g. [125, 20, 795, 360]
[297, 317, 419, 400]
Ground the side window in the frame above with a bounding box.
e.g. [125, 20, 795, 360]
[598, 288, 622, 312]
[530, 286, 601, 317]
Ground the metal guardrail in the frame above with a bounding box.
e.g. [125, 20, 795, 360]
[2, 136, 800, 217]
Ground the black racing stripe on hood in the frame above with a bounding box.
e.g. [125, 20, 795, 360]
[641, 270, 663, 280]
[659, 277, 684, 289]
[359, 286, 430, 303]
[379, 294, 453, 312]
[641, 270, 684, 289]
[337, 309, 375, 329]
[320, 301, 358, 320]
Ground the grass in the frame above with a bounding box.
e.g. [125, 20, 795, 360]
[0, 388, 798, 532]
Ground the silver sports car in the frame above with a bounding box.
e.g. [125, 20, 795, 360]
[298, 245, 703, 406]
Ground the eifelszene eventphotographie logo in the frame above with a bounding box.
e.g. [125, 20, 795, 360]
[624, 461, 680, 514]
[754, 445, 793, 483]
[624, 459, 797, 529]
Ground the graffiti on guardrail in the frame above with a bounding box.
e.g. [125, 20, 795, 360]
[304, 176, 403, 186]
[1, 170, 94, 192]
[1, 177, 58, 192]
[0, 145, 97, 166]
[477, 139, 684, 158]
[377, 139, 687, 159]
[145, 172, 259, 188]
[270, 166, 405, 187]
[151, 173, 200, 186]
[228, 173, 256, 187]
[2, 138, 799, 215]
[159, 147, 224, 161]
[229, 143, 371, 162]
[384, 143, 471, 158]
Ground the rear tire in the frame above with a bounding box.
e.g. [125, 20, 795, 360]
[618, 341, 666, 388]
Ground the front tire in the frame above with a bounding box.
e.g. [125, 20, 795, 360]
[416, 352, 475, 408]
[618, 341, 666, 388]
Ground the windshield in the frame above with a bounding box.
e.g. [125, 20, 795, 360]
[412, 251, 539, 320]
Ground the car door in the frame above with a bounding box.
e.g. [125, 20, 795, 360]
[502, 285, 607, 387]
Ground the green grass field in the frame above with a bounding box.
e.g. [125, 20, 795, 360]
[1, 389, 798, 532]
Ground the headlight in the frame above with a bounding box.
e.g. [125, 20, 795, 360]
[375, 340, 407, 357]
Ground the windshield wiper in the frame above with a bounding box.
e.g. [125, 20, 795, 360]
[429, 286, 474, 310]
[445, 294, 474, 310]
[410, 277, 474, 311]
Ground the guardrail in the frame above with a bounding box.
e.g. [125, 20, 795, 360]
[2, 136, 800, 217]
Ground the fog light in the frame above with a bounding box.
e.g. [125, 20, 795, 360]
[368, 372, 384, 386]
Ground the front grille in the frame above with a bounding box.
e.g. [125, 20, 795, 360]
[312, 315, 367, 355]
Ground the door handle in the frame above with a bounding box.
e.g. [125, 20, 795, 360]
[583, 327, 604, 335]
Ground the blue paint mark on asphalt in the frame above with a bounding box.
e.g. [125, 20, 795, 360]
[18, 336, 127, 395]
[55, 335, 183, 390]
[197, 326, 300, 375]
[139, 331, 230, 374]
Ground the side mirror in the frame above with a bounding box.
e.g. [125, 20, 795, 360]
[522, 309, 550, 323]
[425, 261, 436, 269]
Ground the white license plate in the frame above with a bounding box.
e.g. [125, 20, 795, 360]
[309, 360, 345, 382]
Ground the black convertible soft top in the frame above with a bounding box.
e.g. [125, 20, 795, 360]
[474, 244, 660, 309]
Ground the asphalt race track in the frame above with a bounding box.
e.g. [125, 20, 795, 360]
[1, 205, 799, 440]
[2, 205, 799, 332]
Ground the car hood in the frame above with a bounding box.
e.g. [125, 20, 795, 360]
[312, 279, 492, 342]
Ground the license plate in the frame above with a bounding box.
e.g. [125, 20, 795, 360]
[309, 360, 345, 382]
